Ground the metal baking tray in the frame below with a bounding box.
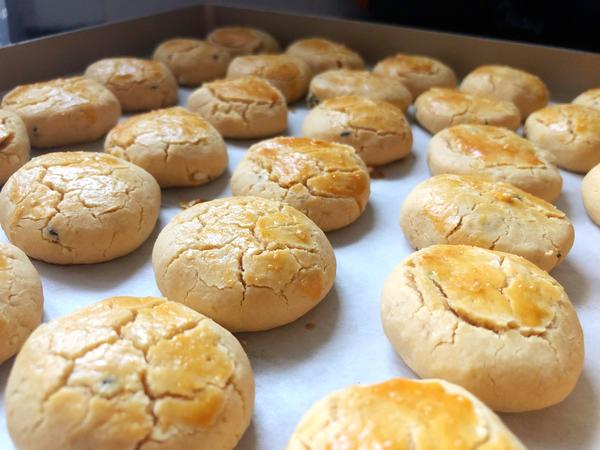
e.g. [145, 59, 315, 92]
[1, 5, 599, 449]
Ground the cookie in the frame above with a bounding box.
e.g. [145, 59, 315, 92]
[373, 53, 456, 98]
[400, 174, 574, 272]
[582, 163, 600, 226]
[0, 152, 161, 264]
[6, 296, 254, 450]
[525, 104, 600, 173]
[152, 196, 336, 332]
[381, 245, 584, 412]
[460, 65, 549, 118]
[226, 54, 311, 103]
[287, 377, 527, 449]
[1, 77, 120, 148]
[0, 242, 43, 365]
[0, 109, 30, 184]
[428, 124, 562, 202]
[286, 38, 364, 75]
[573, 88, 600, 112]
[306, 69, 412, 111]
[104, 107, 228, 188]
[153, 38, 231, 86]
[301, 96, 412, 166]
[231, 137, 370, 231]
[415, 88, 521, 134]
[187, 75, 287, 139]
[207, 26, 280, 57]
[85, 58, 178, 112]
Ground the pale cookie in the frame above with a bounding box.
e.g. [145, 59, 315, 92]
[573, 88, 600, 112]
[231, 137, 370, 231]
[207, 27, 280, 57]
[0, 109, 30, 184]
[301, 96, 412, 166]
[306, 69, 412, 111]
[187, 75, 288, 139]
[525, 104, 600, 173]
[104, 107, 228, 188]
[381, 245, 584, 412]
[428, 124, 562, 202]
[0, 152, 161, 264]
[153, 38, 231, 86]
[286, 38, 364, 75]
[0, 242, 43, 365]
[460, 65, 549, 118]
[85, 57, 178, 112]
[1, 77, 120, 148]
[152, 196, 336, 332]
[582, 163, 600, 226]
[400, 174, 574, 272]
[287, 377, 527, 449]
[373, 53, 457, 98]
[415, 88, 521, 134]
[227, 54, 311, 103]
[6, 296, 254, 450]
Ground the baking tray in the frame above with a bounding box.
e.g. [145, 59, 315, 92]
[1, 5, 600, 449]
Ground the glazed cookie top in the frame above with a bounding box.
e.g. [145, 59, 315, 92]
[527, 104, 600, 139]
[154, 38, 229, 61]
[85, 58, 174, 90]
[0, 109, 29, 160]
[573, 88, 600, 111]
[228, 54, 308, 82]
[202, 75, 284, 105]
[375, 54, 447, 76]
[286, 38, 364, 71]
[207, 27, 280, 55]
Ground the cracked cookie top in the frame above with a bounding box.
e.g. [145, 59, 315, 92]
[573, 87, 600, 112]
[527, 104, 600, 138]
[287, 378, 525, 450]
[207, 27, 280, 57]
[5, 296, 254, 450]
[286, 38, 364, 74]
[0, 108, 30, 184]
[203, 75, 284, 104]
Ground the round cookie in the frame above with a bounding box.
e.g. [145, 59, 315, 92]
[0, 151, 161, 264]
[415, 87, 521, 134]
[381, 245, 584, 412]
[460, 65, 549, 118]
[301, 96, 412, 166]
[573, 88, 600, 112]
[0, 109, 30, 184]
[286, 38, 364, 75]
[373, 53, 457, 98]
[152, 196, 336, 332]
[582, 163, 600, 226]
[0, 242, 43, 365]
[287, 377, 527, 449]
[104, 107, 228, 188]
[525, 104, 600, 173]
[153, 38, 231, 86]
[6, 296, 254, 450]
[1, 77, 120, 148]
[428, 124, 562, 202]
[187, 75, 288, 139]
[207, 26, 280, 57]
[400, 174, 574, 272]
[226, 54, 311, 103]
[306, 69, 412, 111]
[85, 57, 178, 112]
[231, 137, 370, 231]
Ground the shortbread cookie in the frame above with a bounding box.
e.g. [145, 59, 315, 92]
[105, 107, 228, 187]
[207, 26, 280, 57]
[306, 69, 412, 111]
[0, 152, 161, 264]
[286, 38, 364, 74]
[381, 245, 584, 412]
[460, 65, 549, 118]
[152, 196, 336, 332]
[1, 77, 120, 148]
[231, 137, 370, 231]
[287, 378, 527, 449]
[582, 163, 600, 225]
[0, 109, 30, 184]
[428, 124, 562, 202]
[0, 242, 43, 365]
[400, 174, 574, 271]
[525, 104, 600, 173]
[153, 38, 231, 86]
[573, 88, 600, 111]
[227, 54, 311, 103]
[302, 96, 412, 166]
[85, 58, 178, 112]
[6, 296, 254, 450]
[187, 75, 287, 139]
[373, 53, 456, 98]
[415, 88, 521, 134]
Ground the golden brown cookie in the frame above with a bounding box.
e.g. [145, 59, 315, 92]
[286, 38, 364, 75]
[582, 162, 600, 226]
[573, 88, 600, 111]
[207, 27, 280, 57]
[0, 109, 30, 184]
